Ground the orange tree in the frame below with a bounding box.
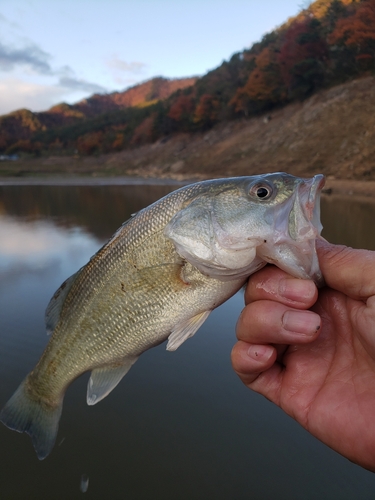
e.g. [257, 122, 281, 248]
[230, 45, 286, 115]
[329, 0, 375, 73]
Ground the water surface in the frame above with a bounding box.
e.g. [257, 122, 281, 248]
[1, 183, 375, 499]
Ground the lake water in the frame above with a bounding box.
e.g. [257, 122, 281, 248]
[0, 180, 375, 499]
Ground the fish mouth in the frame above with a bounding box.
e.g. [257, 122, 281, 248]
[299, 174, 325, 230]
[259, 174, 326, 287]
[294, 174, 325, 286]
[287, 174, 325, 242]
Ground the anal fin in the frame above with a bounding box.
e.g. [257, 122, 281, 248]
[167, 310, 211, 351]
[87, 357, 138, 406]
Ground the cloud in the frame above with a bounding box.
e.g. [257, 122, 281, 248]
[58, 65, 75, 77]
[106, 56, 147, 74]
[0, 218, 100, 280]
[0, 13, 20, 30]
[0, 39, 52, 74]
[0, 76, 109, 115]
[58, 76, 107, 94]
[0, 77, 67, 114]
[0, 39, 107, 114]
[105, 55, 148, 86]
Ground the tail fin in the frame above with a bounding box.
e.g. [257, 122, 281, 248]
[0, 379, 63, 460]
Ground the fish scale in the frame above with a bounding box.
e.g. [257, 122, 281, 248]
[0, 173, 325, 459]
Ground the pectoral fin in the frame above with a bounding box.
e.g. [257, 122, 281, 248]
[166, 310, 211, 351]
[87, 357, 138, 406]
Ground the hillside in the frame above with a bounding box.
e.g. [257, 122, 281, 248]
[1, 75, 374, 183]
[0, 77, 197, 151]
[0, 0, 374, 173]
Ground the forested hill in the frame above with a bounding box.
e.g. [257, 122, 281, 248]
[1, 0, 375, 157]
[0, 77, 197, 153]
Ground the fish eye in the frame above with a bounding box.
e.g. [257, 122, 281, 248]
[256, 187, 270, 198]
[249, 182, 273, 201]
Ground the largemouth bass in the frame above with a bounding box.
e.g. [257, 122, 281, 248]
[0, 173, 325, 459]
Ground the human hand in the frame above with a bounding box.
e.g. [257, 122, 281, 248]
[231, 240, 375, 471]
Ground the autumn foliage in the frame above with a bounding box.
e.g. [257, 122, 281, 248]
[194, 94, 220, 127]
[231, 47, 286, 114]
[2, 0, 375, 156]
[167, 94, 195, 131]
[329, 0, 375, 70]
[131, 115, 155, 145]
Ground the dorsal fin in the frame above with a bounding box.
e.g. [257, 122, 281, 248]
[44, 271, 79, 335]
[87, 357, 139, 406]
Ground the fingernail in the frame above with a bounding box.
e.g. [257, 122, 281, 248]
[247, 344, 273, 361]
[282, 310, 321, 336]
[279, 279, 316, 302]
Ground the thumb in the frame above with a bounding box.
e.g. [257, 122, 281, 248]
[316, 239, 375, 300]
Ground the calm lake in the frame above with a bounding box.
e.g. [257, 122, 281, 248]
[0, 179, 375, 499]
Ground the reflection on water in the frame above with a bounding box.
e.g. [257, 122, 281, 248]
[1, 183, 375, 499]
[0, 184, 177, 240]
[0, 218, 99, 279]
[321, 194, 375, 250]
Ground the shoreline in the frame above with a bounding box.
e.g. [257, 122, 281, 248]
[0, 175, 193, 187]
[323, 179, 375, 199]
[0, 175, 374, 198]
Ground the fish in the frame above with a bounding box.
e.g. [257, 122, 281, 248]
[0, 172, 325, 459]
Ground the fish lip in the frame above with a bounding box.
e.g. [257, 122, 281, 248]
[300, 174, 325, 222]
[300, 174, 325, 287]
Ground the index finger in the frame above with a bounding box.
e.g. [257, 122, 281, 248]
[245, 265, 318, 309]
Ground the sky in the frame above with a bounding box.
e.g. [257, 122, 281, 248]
[0, 0, 309, 115]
